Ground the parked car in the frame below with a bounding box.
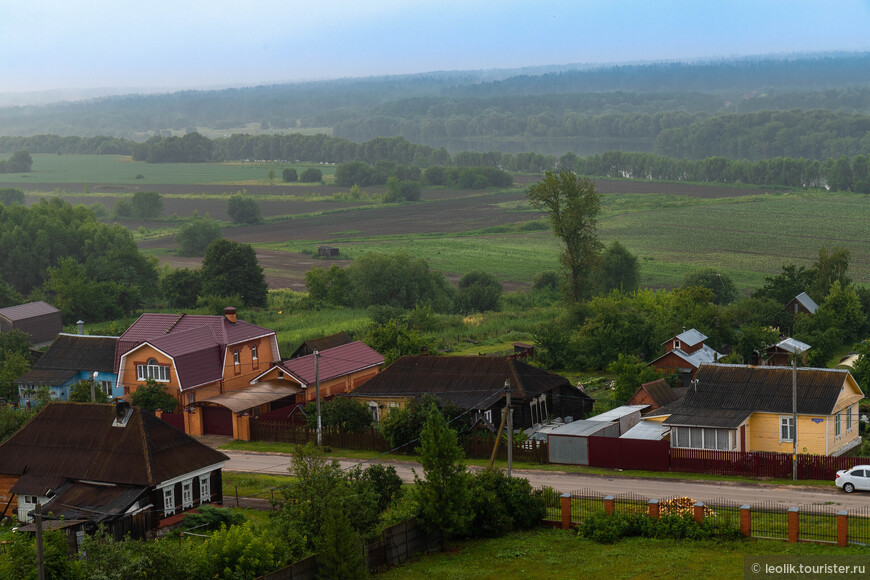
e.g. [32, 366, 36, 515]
[835, 465, 870, 493]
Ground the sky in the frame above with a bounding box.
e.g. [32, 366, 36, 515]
[3, 0, 870, 97]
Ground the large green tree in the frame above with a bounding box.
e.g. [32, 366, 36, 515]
[227, 195, 262, 224]
[175, 217, 222, 256]
[347, 251, 453, 311]
[161, 268, 202, 309]
[527, 171, 602, 301]
[455, 271, 502, 314]
[682, 269, 739, 305]
[130, 191, 163, 219]
[599, 240, 639, 293]
[200, 239, 268, 307]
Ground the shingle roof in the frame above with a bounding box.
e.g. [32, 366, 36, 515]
[0, 403, 228, 486]
[347, 355, 586, 410]
[0, 301, 59, 321]
[16, 368, 77, 385]
[661, 364, 859, 429]
[279, 341, 384, 385]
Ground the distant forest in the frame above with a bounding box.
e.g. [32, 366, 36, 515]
[2, 53, 870, 161]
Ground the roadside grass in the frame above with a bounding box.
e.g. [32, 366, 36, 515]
[376, 528, 870, 580]
[222, 471, 297, 498]
[219, 441, 835, 488]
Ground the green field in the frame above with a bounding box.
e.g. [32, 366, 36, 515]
[10, 154, 334, 184]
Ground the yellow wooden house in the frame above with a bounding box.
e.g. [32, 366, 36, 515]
[648, 364, 863, 456]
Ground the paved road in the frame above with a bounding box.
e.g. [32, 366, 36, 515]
[221, 450, 868, 511]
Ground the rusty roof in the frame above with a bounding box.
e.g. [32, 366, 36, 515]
[280, 341, 383, 385]
[0, 301, 60, 322]
[662, 364, 860, 428]
[347, 355, 584, 410]
[0, 403, 228, 486]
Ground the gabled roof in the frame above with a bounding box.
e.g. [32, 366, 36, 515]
[29, 334, 118, 373]
[146, 326, 224, 390]
[767, 337, 811, 355]
[115, 312, 276, 372]
[290, 331, 354, 358]
[277, 341, 383, 385]
[348, 355, 588, 410]
[587, 405, 648, 422]
[0, 301, 59, 321]
[632, 378, 680, 407]
[662, 328, 707, 347]
[0, 403, 228, 487]
[792, 292, 819, 314]
[661, 364, 861, 429]
[649, 343, 723, 370]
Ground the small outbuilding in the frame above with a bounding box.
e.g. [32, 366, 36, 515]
[0, 301, 62, 345]
[547, 420, 620, 465]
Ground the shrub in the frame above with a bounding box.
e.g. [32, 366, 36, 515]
[227, 195, 262, 224]
[580, 511, 741, 544]
[467, 468, 547, 538]
[282, 167, 298, 182]
[300, 168, 323, 182]
[175, 217, 222, 256]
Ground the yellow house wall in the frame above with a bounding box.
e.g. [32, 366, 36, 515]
[641, 415, 668, 423]
[749, 413, 830, 454]
[353, 396, 409, 421]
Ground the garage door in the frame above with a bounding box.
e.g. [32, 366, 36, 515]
[202, 406, 234, 436]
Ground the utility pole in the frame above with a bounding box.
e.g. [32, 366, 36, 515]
[792, 350, 798, 482]
[315, 350, 322, 447]
[505, 379, 512, 478]
[35, 500, 45, 580]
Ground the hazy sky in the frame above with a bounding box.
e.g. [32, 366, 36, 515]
[3, 0, 870, 95]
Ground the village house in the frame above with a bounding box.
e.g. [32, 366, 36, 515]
[17, 333, 119, 406]
[642, 363, 863, 455]
[288, 331, 354, 359]
[0, 401, 228, 546]
[347, 355, 593, 428]
[786, 291, 819, 317]
[647, 328, 724, 378]
[627, 378, 687, 414]
[0, 301, 62, 346]
[764, 337, 810, 367]
[114, 307, 282, 439]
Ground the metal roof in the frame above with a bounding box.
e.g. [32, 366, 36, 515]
[290, 331, 354, 358]
[772, 337, 811, 354]
[794, 292, 819, 314]
[279, 341, 384, 385]
[0, 301, 59, 321]
[547, 419, 616, 437]
[0, 403, 228, 486]
[587, 405, 648, 422]
[676, 328, 707, 346]
[620, 421, 670, 440]
[202, 382, 302, 413]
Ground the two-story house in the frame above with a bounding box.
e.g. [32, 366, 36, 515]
[648, 328, 724, 378]
[114, 307, 282, 439]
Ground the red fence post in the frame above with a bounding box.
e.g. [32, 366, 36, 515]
[648, 499, 659, 520]
[740, 505, 751, 537]
[837, 510, 848, 547]
[693, 502, 704, 524]
[788, 507, 799, 543]
[560, 493, 572, 530]
[604, 496, 615, 516]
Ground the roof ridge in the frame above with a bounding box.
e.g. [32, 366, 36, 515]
[164, 313, 186, 335]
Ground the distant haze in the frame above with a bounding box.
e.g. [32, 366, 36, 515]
[2, 0, 870, 103]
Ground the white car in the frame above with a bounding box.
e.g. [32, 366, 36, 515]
[836, 465, 870, 493]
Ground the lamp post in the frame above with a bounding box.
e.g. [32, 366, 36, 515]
[90, 371, 98, 402]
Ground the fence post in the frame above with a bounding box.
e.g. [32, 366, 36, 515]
[837, 510, 848, 547]
[693, 501, 704, 524]
[788, 507, 799, 543]
[648, 499, 659, 520]
[740, 505, 751, 537]
[560, 493, 572, 530]
[603, 496, 614, 516]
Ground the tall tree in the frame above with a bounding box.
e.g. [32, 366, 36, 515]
[682, 269, 739, 305]
[200, 239, 268, 307]
[527, 171, 602, 301]
[130, 191, 163, 219]
[599, 241, 639, 293]
[809, 246, 850, 302]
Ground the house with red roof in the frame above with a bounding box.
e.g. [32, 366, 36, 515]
[249, 341, 384, 405]
[114, 307, 282, 439]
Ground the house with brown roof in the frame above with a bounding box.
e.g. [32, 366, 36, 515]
[0, 301, 62, 345]
[249, 341, 384, 407]
[347, 355, 594, 428]
[0, 401, 228, 543]
[114, 307, 281, 439]
[627, 378, 686, 413]
[17, 333, 119, 406]
[648, 364, 863, 455]
[288, 331, 354, 359]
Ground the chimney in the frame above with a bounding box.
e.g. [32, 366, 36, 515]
[224, 307, 237, 324]
[77, 320, 84, 335]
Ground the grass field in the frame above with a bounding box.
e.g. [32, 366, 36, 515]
[16, 154, 335, 184]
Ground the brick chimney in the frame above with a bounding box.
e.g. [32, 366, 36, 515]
[224, 306, 237, 324]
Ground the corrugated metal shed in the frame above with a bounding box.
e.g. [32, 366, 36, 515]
[547, 420, 620, 465]
[548, 419, 618, 437]
[620, 421, 670, 441]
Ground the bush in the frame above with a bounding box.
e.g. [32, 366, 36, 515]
[227, 195, 262, 224]
[282, 167, 298, 182]
[175, 217, 222, 256]
[0, 187, 25, 206]
[580, 511, 741, 544]
[300, 168, 323, 182]
[131, 191, 163, 219]
[468, 468, 547, 538]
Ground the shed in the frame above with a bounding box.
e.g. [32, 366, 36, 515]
[0, 301, 62, 344]
[547, 419, 620, 465]
[318, 245, 339, 257]
[586, 405, 648, 435]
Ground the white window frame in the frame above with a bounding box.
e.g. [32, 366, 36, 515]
[835, 412, 842, 438]
[538, 394, 548, 423]
[484, 409, 493, 424]
[99, 380, 113, 396]
[251, 345, 258, 360]
[674, 339, 682, 350]
[233, 349, 240, 365]
[847, 406, 853, 432]
[673, 426, 736, 451]
[199, 474, 211, 504]
[163, 487, 175, 516]
[137, 358, 170, 382]
[181, 479, 194, 508]
[368, 402, 379, 422]
[779, 416, 794, 442]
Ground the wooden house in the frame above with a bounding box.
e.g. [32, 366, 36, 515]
[289, 331, 354, 359]
[647, 328, 724, 378]
[764, 337, 810, 367]
[0, 301, 62, 345]
[786, 292, 819, 317]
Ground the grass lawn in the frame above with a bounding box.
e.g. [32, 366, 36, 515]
[222, 471, 297, 498]
[377, 528, 870, 579]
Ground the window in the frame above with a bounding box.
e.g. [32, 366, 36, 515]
[484, 409, 493, 424]
[99, 381, 113, 395]
[277, 370, 284, 379]
[538, 395, 548, 422]
[137, 359, 169, 382]
[233, 350, 240, 365]
[673, 426, 735, 451]
[181, 479, 193, 508]
[251, 345, 258, 360]
[163, 487, 175, 516]
[847, 406, 853, 431]
[835, 412, 842, 438]
[674, 339, 682, 350]
[368, 402, 379, 422]
[200, 474, 211, 503]
[780, 416, 794, 442]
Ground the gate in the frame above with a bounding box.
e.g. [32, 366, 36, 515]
[202, 405, 233, 436]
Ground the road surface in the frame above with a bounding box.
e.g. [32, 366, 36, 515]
[221, 450, 867, 511]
